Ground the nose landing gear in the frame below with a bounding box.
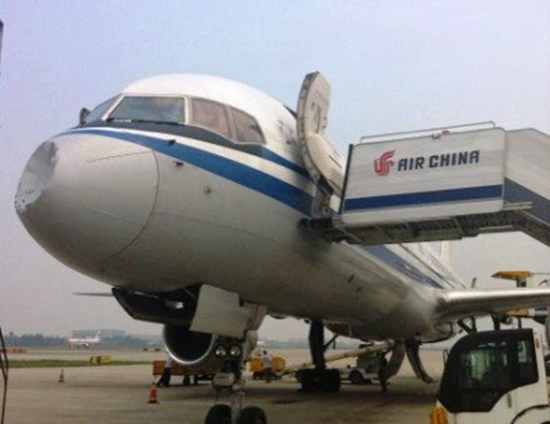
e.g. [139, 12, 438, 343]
[205, 338, 267, 424]
[299, 320, 341, 393]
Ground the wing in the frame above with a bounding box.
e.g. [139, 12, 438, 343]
[73, 292, 113, 297]
[435, 288, 550, 322]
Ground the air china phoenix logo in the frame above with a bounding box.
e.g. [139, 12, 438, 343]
[374, 150, 395, 176]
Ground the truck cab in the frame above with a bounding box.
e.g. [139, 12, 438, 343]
[434, 329, 550, 424]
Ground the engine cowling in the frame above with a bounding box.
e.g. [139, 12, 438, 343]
[113, 285, 262, 367]
[163, 324, 217, 366]
[163, 324, 259, 367]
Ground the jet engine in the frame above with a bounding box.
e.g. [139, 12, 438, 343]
[163, 324, 218, 366]
[163, 324, 259, 367]
[112, 285, 264, 367]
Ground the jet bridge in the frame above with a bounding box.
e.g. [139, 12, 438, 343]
[305, 123, 550, 247]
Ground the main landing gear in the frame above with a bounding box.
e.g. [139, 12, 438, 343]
[205, 337, 267, 424]
[299, 321, 341, 393]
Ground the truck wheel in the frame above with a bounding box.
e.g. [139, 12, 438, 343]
[205, 404, 231, 424]
[237, 406, 267, 424]
[350, 370, 364, 385]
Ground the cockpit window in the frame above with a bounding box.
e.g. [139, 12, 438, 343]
[84, 96, 119, 123]
[230, 108, 265, 143]
[108, 96, 185, 124]
[191, 98, 231, 138]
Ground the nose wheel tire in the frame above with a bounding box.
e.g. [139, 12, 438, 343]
[205, 405, 267, 424]
[205, 404, 232, 424]
[237, 406, 267, 424]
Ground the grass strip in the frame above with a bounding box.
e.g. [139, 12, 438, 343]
[10, 359, 151, 369]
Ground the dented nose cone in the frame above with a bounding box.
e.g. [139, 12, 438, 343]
[15, 131, 158, 268]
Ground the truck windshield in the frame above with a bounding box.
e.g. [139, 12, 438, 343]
[108, 96, 185, 125]
[438, 329, 538, 413]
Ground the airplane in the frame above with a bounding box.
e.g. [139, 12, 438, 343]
[67, 331, 101, 349]
[14, 72, 550, 423]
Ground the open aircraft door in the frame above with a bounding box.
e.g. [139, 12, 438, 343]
[296, 72, 344, 204]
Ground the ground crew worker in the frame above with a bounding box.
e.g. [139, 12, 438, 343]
[262, 350, 273, 383]
[157, 357, 173, 387]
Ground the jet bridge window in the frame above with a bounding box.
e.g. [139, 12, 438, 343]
[190, 98, 232, 138]
[230, 107, 265, 144]
[109, 96, 185, 124]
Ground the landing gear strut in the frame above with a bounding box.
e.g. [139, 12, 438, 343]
[405, 340, 434, 383]
[299, 321, 341, 393]
[205, 336, 267, 424]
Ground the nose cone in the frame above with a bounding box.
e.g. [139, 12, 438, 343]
[15, 131, 159, 268]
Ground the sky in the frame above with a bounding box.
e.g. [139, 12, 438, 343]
[0, 1, 549, 339]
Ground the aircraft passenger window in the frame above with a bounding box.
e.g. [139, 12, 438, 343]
[231, 108, 265, 143]
[84, 96, 119, 123]
[109, 96, 185, 124]
[191, 99, 231, 138]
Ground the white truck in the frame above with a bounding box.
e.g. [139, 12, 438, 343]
[433, 328, 550, 424]
[340, 353, 383, 385]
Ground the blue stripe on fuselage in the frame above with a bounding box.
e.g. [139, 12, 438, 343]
[360, 245, 445, 289]
[76, 123, 310, 178]
[259, 148, 309, 178]
[64, 128, 314, 215]
[62, 128, 447, 290]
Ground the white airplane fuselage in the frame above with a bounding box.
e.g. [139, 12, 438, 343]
[67, 338, 99, 349]
[15, 74, 466, 343]
[67, 331, 101, 348]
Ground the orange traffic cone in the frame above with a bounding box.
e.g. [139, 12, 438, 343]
[148, 382, 159, 404]
[58, 369, 65, 383]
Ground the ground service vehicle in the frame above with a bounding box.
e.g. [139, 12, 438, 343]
[152, 360, 215, 386]
[249, 356, 286, 380]
[433, 329, 550, 424]
[340, 353, 384, 385]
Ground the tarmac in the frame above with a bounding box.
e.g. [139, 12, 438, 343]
[5, 347, 445, 424]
